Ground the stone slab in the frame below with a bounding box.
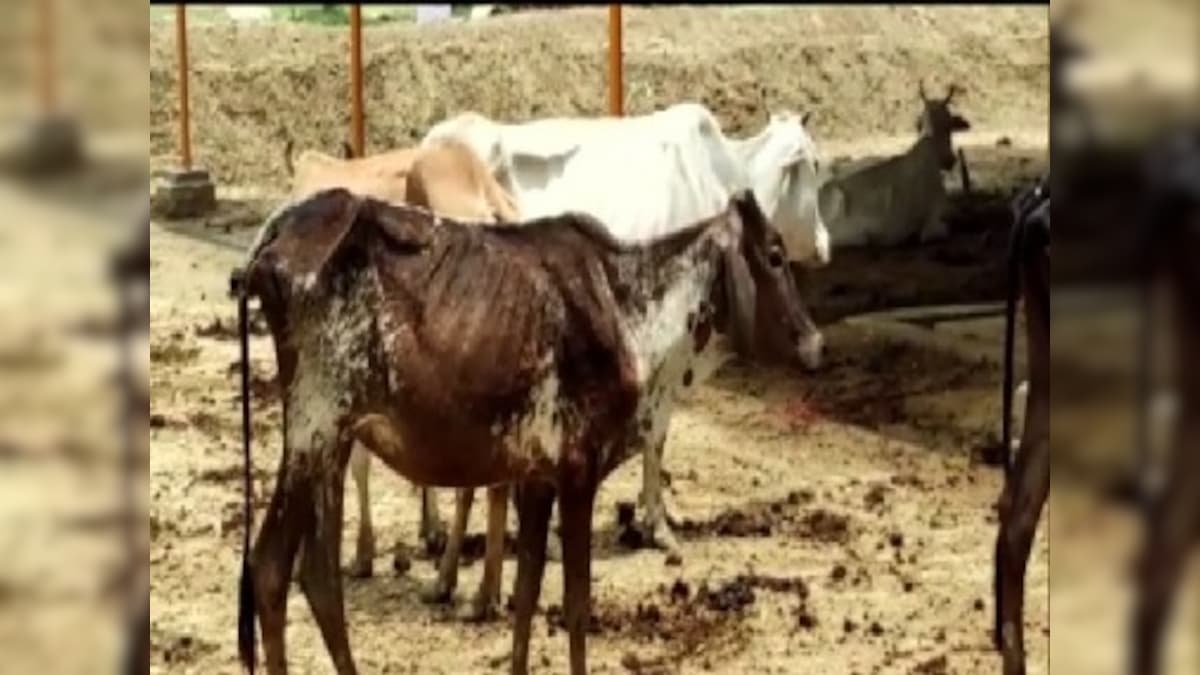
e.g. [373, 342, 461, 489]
[151, 168, 217, 219]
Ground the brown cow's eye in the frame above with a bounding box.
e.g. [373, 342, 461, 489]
[768, 248, 785, 268]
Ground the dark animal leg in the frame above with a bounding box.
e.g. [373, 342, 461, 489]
[252, 456, 315, 675]
[1131, 422, 1200, 675]
[298, 437, 358, 675]
[997, 433, 1049, 675]
[560, 481, 597, 675]
[511, 482, 554, 675]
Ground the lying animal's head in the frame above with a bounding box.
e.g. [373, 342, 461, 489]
[717, 190, 824, 371]
[915, 82, 972, 171]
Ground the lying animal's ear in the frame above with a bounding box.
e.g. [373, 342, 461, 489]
[950, 114, 971, 132]
[255, 188, 363, 290]
[801, 111, 813, 126]
[721, 203, 757, 353]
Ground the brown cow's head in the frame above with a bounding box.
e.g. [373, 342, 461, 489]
[916, 81, 972, 171]
[717, 190, 824, 371]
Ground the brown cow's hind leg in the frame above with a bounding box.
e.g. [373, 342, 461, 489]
[511, 482, 554, 675]
[299, 439, 358, 675]
[560, 481, 597, 675]
[252, 456, 316, 675]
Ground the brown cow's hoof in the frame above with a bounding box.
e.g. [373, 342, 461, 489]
[459, 594, 502, 623]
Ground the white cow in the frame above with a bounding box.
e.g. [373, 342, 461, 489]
[418, 102, 828, 555]
[421, 102, 832, 268]
[819, 83, 972, 248]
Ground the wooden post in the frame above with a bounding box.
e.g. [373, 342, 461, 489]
[608, 4, 623, 117]
[35, 0, 55, 114]
[175, 4, 192, 170]
[349, 5, 365, 158]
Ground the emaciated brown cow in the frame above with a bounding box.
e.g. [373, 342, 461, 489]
[235, 187, 821, 674]
[265, 135, 523, 599]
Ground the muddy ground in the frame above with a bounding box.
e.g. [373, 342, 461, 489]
[143, 5, 1062, 675]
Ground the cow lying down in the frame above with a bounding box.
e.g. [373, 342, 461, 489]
[236, 187, 821, 674]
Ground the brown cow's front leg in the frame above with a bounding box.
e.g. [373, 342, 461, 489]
[638, 435, 680, 556]
[252, 454, 316, 675]
[1132, 420, 1200, 675]
[299, 436, 358, 675]
[560, 480, 597, 675]
[995, 432, 1049, 675]
[512, 481, 555, 675]
[423, 488, 474, 605]
[462, 484, 509, 622]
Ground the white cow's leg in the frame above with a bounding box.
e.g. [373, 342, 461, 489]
[419, 487, 448, 556]
[461, 484, 508, 622]
[347, 443, 375, 579]
[638, 434, 680, 556]
[422, 488, 474, 605]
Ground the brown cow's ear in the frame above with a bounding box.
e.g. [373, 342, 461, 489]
[255, 188, 363, 291]
[950, 115, 971, 132]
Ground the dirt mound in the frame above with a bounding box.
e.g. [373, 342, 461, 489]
[0, 0, 147, 131]
[149, 6, 1047, 190]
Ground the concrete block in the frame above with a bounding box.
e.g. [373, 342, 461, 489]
[151, 168, 217, 219]
[0, 115, 85, 176]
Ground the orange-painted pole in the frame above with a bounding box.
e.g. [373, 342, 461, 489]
[608, 4, 623, 116]
[175, 4, 192, 170]
[35, 0, 55, 114]
[349, 5, 365, 158]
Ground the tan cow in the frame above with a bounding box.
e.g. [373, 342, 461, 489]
[263, 136, 521, 619]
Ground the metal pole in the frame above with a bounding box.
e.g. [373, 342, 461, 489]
[608, 4, 623, 117]
[349, 5, 365, 158]
[36, 0, 54, 114]
[175, 4, 192, 170]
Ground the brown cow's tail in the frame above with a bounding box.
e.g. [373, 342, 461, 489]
[234, 268, 258, 674]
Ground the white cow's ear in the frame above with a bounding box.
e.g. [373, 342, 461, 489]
[801, 111, 812, 126]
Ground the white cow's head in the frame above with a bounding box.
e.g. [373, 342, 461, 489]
[916, 82, 972, 171]
[746, 111, 831, 269]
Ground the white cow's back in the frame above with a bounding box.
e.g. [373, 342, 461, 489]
[422, 104, 830, 264]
